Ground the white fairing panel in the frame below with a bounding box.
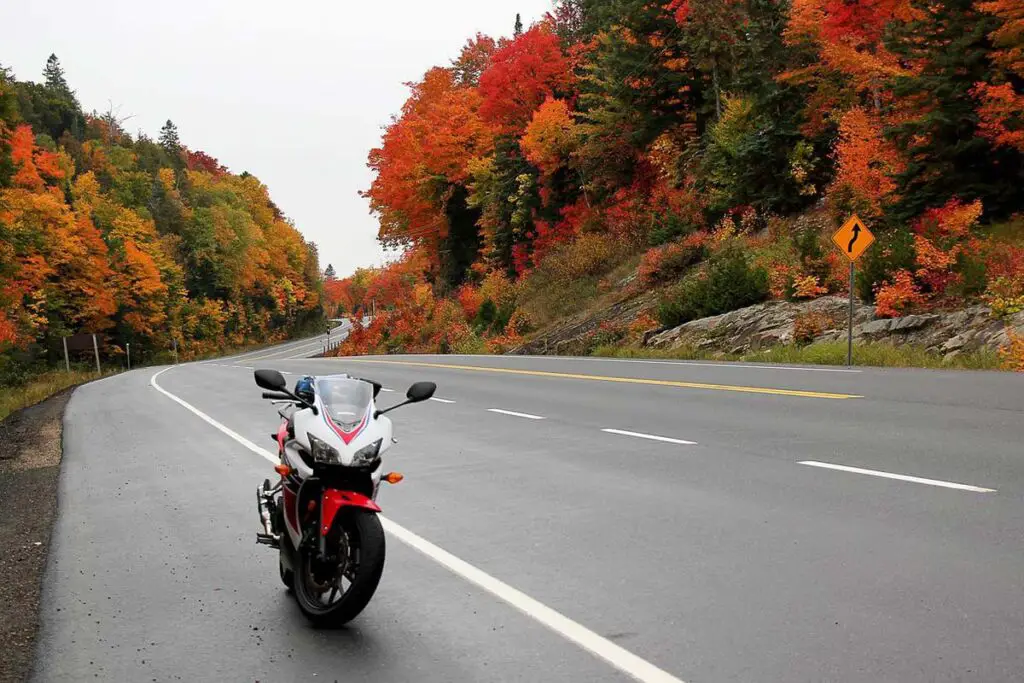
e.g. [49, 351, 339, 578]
[292, 376, 393, 467]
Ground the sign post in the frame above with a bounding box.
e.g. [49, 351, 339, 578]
[126, 343, 131, 371]
[831, 215, 875, 367]
[172, 337, 178, 365]
[62, 337, 70, 373]
[92, 334, 101, 375]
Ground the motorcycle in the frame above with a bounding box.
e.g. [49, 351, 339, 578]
[253, 368, 436, 626]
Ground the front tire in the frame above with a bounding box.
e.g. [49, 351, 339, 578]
[279, 555, 294, 591]
[293, 510, 385, 627]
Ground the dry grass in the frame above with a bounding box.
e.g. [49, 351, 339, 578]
[0, 370, 115, 422]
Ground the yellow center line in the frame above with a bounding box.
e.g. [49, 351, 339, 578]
[344, 359, 863, 400]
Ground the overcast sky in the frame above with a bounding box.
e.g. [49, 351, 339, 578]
[1, 0, 553, 277]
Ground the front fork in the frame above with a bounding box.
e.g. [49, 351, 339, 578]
[256, 479, 281, 547]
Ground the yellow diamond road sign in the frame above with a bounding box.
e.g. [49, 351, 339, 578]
[832, 215, 875, 262]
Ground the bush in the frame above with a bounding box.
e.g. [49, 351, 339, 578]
[657, 247, 770, 328]
[793, 310, 836, 345]
[857, 228, 916, 302]
[519, 234, 630, 326]
[637, 234, 707, 287]
[875, 269, 926, 318]
[1000, 330, 1024, 372]
[540, 233, 624, 281]
[985, 277, 1024, 318]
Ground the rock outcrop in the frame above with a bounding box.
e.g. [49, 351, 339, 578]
[646, 295, 1024, 359]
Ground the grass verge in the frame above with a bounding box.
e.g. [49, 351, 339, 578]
[593, 340, 1003, 370]
[0, 370, 113, 422]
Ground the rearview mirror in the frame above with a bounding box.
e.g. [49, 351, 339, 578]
[254, 369, 287, 391]
[406, 381, 436, 403]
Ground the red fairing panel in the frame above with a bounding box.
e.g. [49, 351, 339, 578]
[320, 489, 382, 536]
[276, 422, 288, 452]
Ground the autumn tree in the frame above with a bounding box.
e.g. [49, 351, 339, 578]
[365, 67, 494, 288]
[1, 58, 324, 373]
[828, 107, 905, 218]
[885, 0, 1024, 221]
[452, 34, 498, 87]
[478, 25, 575, 133]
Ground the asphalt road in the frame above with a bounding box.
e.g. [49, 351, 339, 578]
[33, 341, 1024, 682]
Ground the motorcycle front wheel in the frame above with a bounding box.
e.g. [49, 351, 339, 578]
[293, 509, 385, 627]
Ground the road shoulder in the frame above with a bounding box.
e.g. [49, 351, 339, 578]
[0, 390, 71, 683]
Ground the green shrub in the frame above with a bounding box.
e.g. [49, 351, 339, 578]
[857, 228, 915, 301]
[657, 247, 769, 327]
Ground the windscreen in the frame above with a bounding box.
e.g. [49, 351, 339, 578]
[315, 377, 372, 431]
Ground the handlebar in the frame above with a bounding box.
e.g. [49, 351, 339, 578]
[262, 392, 292, 400]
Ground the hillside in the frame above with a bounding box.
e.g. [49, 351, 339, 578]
[0, 55, 323, 383]
[326, 0, 1024, 369]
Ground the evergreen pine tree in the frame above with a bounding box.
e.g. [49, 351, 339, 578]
[43, 54, 70, 93]
[324, 264, 337, 280]
[886, 0, 1024, 221]
[514, 13, 524, 36]
[159, 119, 181, 153]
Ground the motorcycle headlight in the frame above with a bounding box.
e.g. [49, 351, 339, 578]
[308, 433, 341, 465]
[352, 438, 383, 468]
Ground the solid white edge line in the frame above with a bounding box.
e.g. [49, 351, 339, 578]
[488, 408, 545, 420]
[149, 367, 684, 683]
[150, 368, 270, 460]
[602, 429, 697, 446]
[429, 397, 456, 404]
[799, 461, 995, 493]
[380, 519, 684, 683]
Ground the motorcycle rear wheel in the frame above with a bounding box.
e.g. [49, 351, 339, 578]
[293, 510, 385, 627]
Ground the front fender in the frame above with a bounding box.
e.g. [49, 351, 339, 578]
[320, 489, 382, 536]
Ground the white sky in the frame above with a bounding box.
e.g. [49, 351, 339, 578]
[1, 0, 553, 277]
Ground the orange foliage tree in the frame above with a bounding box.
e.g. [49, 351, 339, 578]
[829, 108, 905, 217]
[365, 68, 495, 263]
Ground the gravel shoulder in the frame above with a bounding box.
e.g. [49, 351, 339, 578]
[0, 390, 71, 683]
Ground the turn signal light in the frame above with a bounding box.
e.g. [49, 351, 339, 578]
[383, 472, 404, 484]
[274, 464, 291, 477]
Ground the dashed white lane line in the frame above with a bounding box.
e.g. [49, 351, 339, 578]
[149, 368, 684, 683]
[799, 461, 996, 493]
[429, 397, 456, 404]
[602, 429, 697, 446]
[488, 408, 546, 420]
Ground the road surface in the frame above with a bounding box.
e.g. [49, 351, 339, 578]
[33, 340, 1024, 682]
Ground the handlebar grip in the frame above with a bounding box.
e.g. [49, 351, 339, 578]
[262, 392, 291, 400]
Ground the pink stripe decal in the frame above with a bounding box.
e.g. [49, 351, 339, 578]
[323, 407, 369, 445]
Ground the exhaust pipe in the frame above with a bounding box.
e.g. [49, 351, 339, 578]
[256, 485, 280, 548]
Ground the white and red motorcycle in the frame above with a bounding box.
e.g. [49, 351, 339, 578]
[253, 368, 435, 626]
